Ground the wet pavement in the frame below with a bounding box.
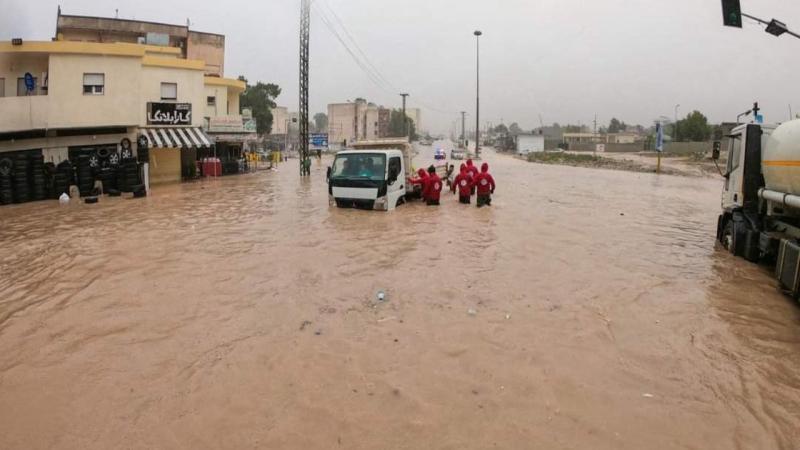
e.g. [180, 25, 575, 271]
[1, 144, 799, 449]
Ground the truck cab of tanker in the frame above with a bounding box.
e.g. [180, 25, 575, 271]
[715, 118, 800, 297]
[327, 145, 408, 211]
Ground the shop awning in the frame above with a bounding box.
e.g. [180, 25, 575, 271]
[141, 127, 213, 149]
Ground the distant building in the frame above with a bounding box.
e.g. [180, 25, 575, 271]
[406, 108, 422, 133]
[328, 99, 392, 147]
[563, 133, 604, 144]
[515, 134, 545, 155]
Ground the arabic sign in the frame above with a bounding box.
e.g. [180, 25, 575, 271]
[208, 115, 245, 133]
[147, 102, 192, 125]
[310, 133, 329, 148]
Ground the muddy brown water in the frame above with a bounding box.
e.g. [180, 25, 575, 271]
[1, 146, 799, 449]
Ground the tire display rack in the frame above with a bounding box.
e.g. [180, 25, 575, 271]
[0, 146, 141, 207]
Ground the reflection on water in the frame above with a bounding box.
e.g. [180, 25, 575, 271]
[0, 149, 799, 449]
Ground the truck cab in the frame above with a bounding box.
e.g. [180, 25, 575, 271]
[328, 149, 406, 211]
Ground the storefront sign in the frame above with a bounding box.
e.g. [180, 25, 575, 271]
[147, 102, 192, 125]
[208, 115, 245, 133]
[243, 119, 257, 132]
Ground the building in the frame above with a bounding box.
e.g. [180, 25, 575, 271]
[562, 133, 604, 144]
[56, 8, 225, 76]
[0, 10, 246, 194]
[327, 99, 392, 148]
[515, 134, 545, 155]
[405, 108, 422, 133]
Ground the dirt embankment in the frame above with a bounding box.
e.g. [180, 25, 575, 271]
[526, 151, 727, 178]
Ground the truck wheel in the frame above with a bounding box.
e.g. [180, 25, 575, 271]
[721, 221, 736, 254]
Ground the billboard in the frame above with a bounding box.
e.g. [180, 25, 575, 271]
[310, 133, 329, 148]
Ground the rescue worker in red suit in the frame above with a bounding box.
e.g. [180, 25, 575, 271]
[466, 159, 479, 195]
[452, 164, 474, 204]
[424, 165, 443, 206]
[474, 162, 496, 208]
[410, 168, 429, 201]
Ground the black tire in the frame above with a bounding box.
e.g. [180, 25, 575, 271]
[84, 197, 99, 204]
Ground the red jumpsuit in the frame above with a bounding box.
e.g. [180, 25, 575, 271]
[474, 162, 496, 207]
[410, 168, 429, 200]
[425, 172, 443, 205]
[453, 167, 473, 204]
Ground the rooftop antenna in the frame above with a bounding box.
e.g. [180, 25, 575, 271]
[115, 9, 119, 19]
[186, 18, 191, 28]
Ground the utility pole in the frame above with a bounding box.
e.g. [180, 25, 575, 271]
[299, 0, 310, 176]
[474, 30, 482, 158]
[400, 93, 409, 139]
[460, 111, 466, 148]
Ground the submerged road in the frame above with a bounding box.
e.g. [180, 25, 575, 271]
[1, 144, 799, 449]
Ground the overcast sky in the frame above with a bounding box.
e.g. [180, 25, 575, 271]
[3, 0, 800, 133]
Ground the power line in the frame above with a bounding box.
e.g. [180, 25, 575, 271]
[320, 0, 397, 92]
[313, 4, 395, 94]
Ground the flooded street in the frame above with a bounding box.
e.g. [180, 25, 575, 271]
[1, 146, 800, 449]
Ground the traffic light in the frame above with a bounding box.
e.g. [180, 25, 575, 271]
[722, 0, 742, 28]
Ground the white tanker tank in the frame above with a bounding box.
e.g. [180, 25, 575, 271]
[762, 119, 800, 196]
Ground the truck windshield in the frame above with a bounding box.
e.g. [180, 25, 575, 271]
[331, 153, 386, 181]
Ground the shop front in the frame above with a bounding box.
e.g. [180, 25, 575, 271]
[205, 115, 259, 175]
[142, 102, 213, 184]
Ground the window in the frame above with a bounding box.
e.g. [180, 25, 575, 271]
[0, 78, 4, 97]
[83, 73, 105, 95]
[207, 96, 216, 106]
[331, 153, 387, 181]
[161, 82, 177, 101]
[728, 134, 741, 174]
[17, 77, 38, 96]
[388, 156, 402, 181]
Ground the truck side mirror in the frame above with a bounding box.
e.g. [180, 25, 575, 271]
[712, 141, 721, 160]
[326, 166, 331, 181]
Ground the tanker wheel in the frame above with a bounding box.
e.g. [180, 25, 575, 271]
[722, 219, 747, 257]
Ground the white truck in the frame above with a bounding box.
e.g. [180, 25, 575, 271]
[327, 139, 414, 211]
[715, 117, 800, 297]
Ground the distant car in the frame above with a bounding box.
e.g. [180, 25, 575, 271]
[434, 148, 447, 160]
[450, 150, 465, 160]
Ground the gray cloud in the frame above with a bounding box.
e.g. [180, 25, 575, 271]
[4, 0, 799, 132]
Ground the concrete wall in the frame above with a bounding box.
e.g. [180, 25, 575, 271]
[204, 84, 228, 118]
[328, 103, 357, 146]
[140, 65, 205, 127]
[568, 141, 711, 155]
[187, 31, 224, 76]
[271, 106, 289, 135]
[0, 53, 49, 96]
[48, 53, 141, 129]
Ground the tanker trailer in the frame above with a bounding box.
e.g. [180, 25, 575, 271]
[715, 118, 800, 297]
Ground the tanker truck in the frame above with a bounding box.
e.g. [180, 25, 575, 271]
[715, 118, 800, 297]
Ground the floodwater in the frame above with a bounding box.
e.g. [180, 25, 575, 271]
[1, 144, 799, 449]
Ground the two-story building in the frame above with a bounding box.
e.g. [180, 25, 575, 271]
[0, 10, 247, 192]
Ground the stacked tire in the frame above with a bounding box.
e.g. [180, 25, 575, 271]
[53, 160, 74, 199]
[75, 155, 94, 197]
[0, 158, 12, 205]
[117, 158, 139, 192]
[30, 155, 46, 201]
[96, 167, 117, 193]
[12, 155, 30, 204]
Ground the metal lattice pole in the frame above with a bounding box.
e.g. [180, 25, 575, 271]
[299, 0, 311, 176]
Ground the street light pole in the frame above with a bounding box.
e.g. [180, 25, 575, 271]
[474, 30, 482, 158]
[674, 104, 680, 142]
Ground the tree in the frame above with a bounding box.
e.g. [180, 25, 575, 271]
[314, 113, 328, 133]
[676, 111, 711, 142]
[494, 124, 508, 134]
[509, 122, 523, 135]
[608, 117, 626, 134]
[564, 124, 584, 133]
[388, 109, 417, 140]
[238, 76, 281, 136]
